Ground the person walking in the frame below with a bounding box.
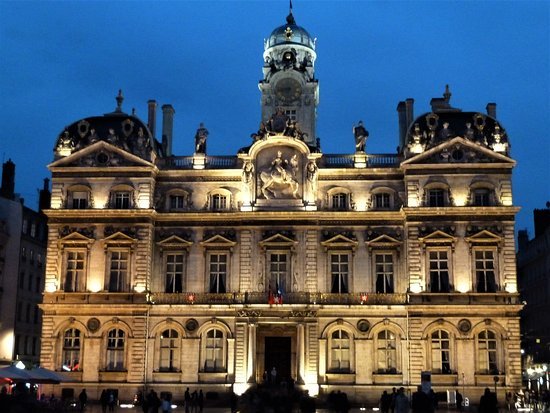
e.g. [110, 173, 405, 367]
[78, 389, 87, 412]
[380, 390, 392, 413]
[394, 387, 410, 413]
[100, 390, 109, 413]
[161, 394, 172, 413]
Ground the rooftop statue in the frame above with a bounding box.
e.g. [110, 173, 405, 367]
[195, 123, 208, 154]
[353, 120, 368, 152]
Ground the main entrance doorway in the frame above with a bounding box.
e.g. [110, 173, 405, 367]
[264, 336, 291, 384]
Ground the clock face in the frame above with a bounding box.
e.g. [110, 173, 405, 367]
[275, 78, 302, 103]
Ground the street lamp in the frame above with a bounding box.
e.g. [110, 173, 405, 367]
[493, 375, 499, 400]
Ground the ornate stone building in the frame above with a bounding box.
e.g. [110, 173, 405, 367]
[40, 8, 522, 405]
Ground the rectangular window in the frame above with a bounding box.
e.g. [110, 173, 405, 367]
[114, 192, 131, 209]
[29, 250, 34, 265]
[428, 189, 445, 207]
[475, 250, 496, 292]
[429, 250, 450, 292]
[269, 253, 287, 293]
[27, 270, 33, 290]
[30, 223, 36, 238]
[478, 330, 498, 374]
[108, 251, 129, 292]
[71, 191, 88, 209]
[65, 251, 85, 292]
[375, 253, 394, 293]
[106, 329, 125, 371]
[19, 271, 25, 288]
[35, 277, 41, 293]
[284, 109, 297, 121]
[212, 194, 227, 211]
[374, 193, 391, 209]
[330, 253, 349, 293]
[165, 253, 184, 293]
[159, 329, 179, 372]
[330, 330, 351, 371]
[37, 253, 42, 268]
[169, 195, 185, 210]
[431, 331, 451, 373]
[332, 193, 348, 210]
[473, 189, 491, 206]
[209, 253, 227, 293]
[32, 337, 37, 356]
[21, 247, 26, 261]
[377, 330, 397, 373]
[204, 329, 224, 372]
[22, 219, 28, 234]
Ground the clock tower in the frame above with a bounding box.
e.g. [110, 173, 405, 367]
[259, 7, 319, 147]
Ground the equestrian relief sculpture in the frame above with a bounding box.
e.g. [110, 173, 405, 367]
[260, 151, 300, 199]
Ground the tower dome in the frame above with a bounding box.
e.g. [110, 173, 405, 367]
[266, 11, 316, 50]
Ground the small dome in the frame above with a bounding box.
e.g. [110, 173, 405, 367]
[54, 91, 159, 161]
[267, 12, 315, 50]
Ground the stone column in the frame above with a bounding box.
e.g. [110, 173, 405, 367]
[247, 323, 257, 383]
[297, 323, 305, 383]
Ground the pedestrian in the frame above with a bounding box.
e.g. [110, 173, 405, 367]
[78, 389, 87, 412]
[198, 389, 204, 413]
[380, 390, 392, 413]
[411, 386, 429, 413]
[161, 394, 172, 413]
[147, 389, 161, 413]
[394, 387, 410, 413]
[191, 390, 198, 413]
[184, 388, 191, 413]
[479, 387, 498, 413]
[390, 387, 397, 413]
[108, 391, 116, 412]
[230, 391, 238, 413]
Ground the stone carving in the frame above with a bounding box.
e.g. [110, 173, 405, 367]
[241, 161, 255, 203]
[353, 120, 368, 152]
[259, 151, 300, 199]
[194, 123, 208, 154]
[305, 160, 318, 202]
[56, 130, 75, 154]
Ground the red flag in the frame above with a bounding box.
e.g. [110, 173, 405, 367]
[268, 284, 274, 304]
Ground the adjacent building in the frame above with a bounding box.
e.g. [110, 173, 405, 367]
[518, 206, 550, 390]
[39, 8, 522, 405]
[0, 160, 49, 367]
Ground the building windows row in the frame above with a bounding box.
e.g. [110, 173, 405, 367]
[14, 334, 40, 358]
[327, 328, 500, 376]
[59, 244, 499, 294]
[59, 327, 227, 373]
[423, 186, 496, 207]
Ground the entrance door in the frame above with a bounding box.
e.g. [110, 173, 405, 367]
[264, 336, 291, 384]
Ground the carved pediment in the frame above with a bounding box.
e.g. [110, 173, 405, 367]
[259, 232, 298, 249]
[200, 234, 237, 249]
[419, 229, 457, 247]
[365, 234, 402, 249]
[465, 229, 502, 246]
[58, 229, 95, 247]
[320, 233, 358, 251]
[49, 141, 154, 169]
[402, 137, 515, 166]
[102, 231, 138, 248]
[157, 235, 193, 251]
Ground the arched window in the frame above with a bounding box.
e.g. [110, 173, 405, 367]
[327, 187, 352, 211]
[477, 329, 498, 374]
[329, 329, 351, 372]
[208, 189, 232, 211]
[62, 328, 81, 371]
[159, 329, 180, 372]
[203, 328, 225, 372]
[109, 184, 134, 209]
[377, 330, 397, 373]
[106, 329, 125, 371]
[67, 185, 92, 209]
[431, 330, 451, 373]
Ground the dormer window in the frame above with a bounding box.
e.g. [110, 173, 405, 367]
[114, 192, 131, 209]
[71, 191, 89, 209]
[428, 189, 445, 207]
[170, 195, 185, 210]
[212, 194, 227, 211]
[208, 189, 232, 211]
[473, 188, 491, 206]
[374, 193, 391, 209]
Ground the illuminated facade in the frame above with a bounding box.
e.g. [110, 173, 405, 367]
[40, 9, 522, 404]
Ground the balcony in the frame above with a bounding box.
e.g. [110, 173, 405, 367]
[407, 292, 521, 305]
[149, 292, 407, 305]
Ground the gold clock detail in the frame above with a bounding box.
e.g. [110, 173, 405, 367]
[275, 78, 302, 103]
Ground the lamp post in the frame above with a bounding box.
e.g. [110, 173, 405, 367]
[493, 375, 499, 401]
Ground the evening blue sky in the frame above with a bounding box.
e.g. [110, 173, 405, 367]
[1, 0, 548, 236]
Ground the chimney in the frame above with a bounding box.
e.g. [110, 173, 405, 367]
[39, 178, 51, 213]
[397, 98, 414, 152]
[162, 104, 175, 157]
[486, 103, 497, 119]
[1, 159, 15, 200]
[517, 229, 529, 251]
[147, 100, 157, 139]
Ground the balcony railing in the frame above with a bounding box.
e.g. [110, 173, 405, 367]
[42, 291, 520, 306]
[149, 292, 407, 305]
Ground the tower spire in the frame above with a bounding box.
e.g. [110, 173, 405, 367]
[286, 0, 295, 25]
